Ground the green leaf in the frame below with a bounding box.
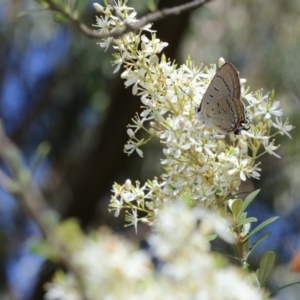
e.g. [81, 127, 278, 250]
[140, 0, 159, 11]
[55, 218, 84, 250]
[52, 269, 67, 283]
[247, 232, 270, 259]
[243, 216, 279, 242]
[50, 0, 63, 5]
[257, 251, 276, 287]
[230, 199, 243, 220]
[206, 234, 217, 242]
[239, 212, 247, 221]
[247, 272, 260, 289]
[236, 217, 257, 227]
[54, 12, 69, 23]
[34, 0, 49, 8]
[74, 0, 87, 14]
[28, 238, 59, 261]
[213, 251, 241, 263]
[238, 189, 260, 218]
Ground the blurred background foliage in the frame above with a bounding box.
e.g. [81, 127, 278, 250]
[0, 0, 300, 299]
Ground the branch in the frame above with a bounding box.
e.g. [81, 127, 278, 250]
[47, 0, 213, 39]
[0, 126, 88, 300]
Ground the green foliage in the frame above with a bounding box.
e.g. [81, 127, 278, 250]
[73, 0, 87, 15]
[55, 218, 85, 250]
[230, 190, 279, 266]
[244, 217, 279, 243]
[29, 238, 59, 262]
[34, 0, 50, 9]
[239, 189, 261, 216]
[29, 218, 85, 262]
[53, 12, 69, 23]
[34, 0, 88, 20]
[247, 232, 270, 259]
[257, 251, 276, 287]
[52, 269, 68, 283]
[140, 0, 159, 11]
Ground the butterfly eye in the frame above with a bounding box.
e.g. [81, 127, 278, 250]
[195, 106, 201, 114]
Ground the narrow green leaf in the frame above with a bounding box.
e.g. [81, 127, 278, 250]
[54, 12, 68, 23]
[238, 212, 247, 221]
[51, 0, 63, 5]
[236, 217, 257, 227]
[34, 0, 49, 6]
[247, 272, 260, 289]
[231, 199, 243, 220]
[239, 189, 260, 217]
[28, 238, 58, 261]
[55, 218, 85, 249]
[257, 251, 276, 286]
[243, 216, 279, 242]
[247, 232, 270, 259]
[140, 0, 159, 11]
[74, 0, 87, 13]
[206, 234, 217, 242]
[211, 250, 241, 262]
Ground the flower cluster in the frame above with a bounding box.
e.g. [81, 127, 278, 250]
[43, 2, 289, 298]
[93, 1, 292, 228]
[45, 203, 266, 300]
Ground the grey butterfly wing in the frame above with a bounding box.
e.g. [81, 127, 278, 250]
[201, 63, 241, 107]
[199, 96, 245, 134]
[196, 62, 252, 134]
[197, 63, 243, 134]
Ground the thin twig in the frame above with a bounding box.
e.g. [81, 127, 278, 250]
[47, 0, 213, 39]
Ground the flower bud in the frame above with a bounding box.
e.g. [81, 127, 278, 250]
[93, 3, 104, 13]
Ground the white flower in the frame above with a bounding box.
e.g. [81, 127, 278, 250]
[195, 208, 235, 243]
[45, 2, 286, 298]
[228, 157, 249, 181]
[124, 140, 144, 157]
[109, 198, 123, 217]
[45, 206, 264, 299]
[255, 100, 282, 119]
[140, 35, 168, 55]
[98, 37, 113, 51]
[45, 276, 80, 300]
[112, 51, 129, 73]
[272, 117, 293, 138]
[262, 139, 281, 158]
[244, 89, 269, 106]
[190, 136, 217, 157]
[95, 15, 113, 35]
[125, 208, 138, 233]
[123, 68, 146, 94]
[94, 0, 291, 232]
[127, 114, 146, 134]
[247, 164, 261, 180]
[126, 128, 134, 137]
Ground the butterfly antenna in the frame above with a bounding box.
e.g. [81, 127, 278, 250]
[178, 86, 198, 107]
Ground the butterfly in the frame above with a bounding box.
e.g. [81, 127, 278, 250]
[196, 63, 251, 135]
